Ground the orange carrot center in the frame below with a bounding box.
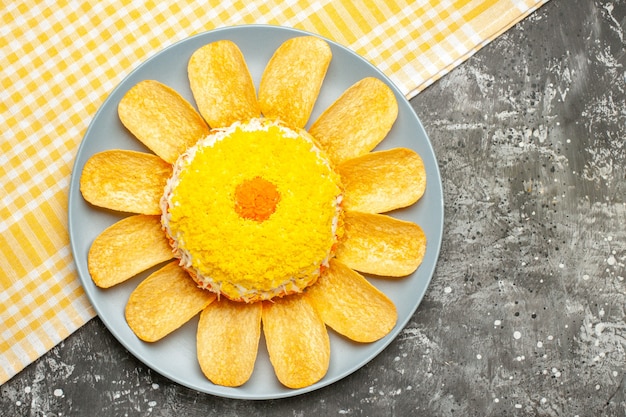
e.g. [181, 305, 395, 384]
[234, 176, 281, 222]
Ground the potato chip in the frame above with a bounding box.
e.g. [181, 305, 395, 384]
[262, 295, 330, 389]
[80, 150, 172, 214]
[197, 299, 261, 387]
[337, 148, 426, 213]
[304, 259, 397, 342]
[125, 261, 215, 342]
[336, 211, 426, 277]
[118, 80, 210, 164]
[308, 77, 398, 164]
[88, 215, 173, 288]
[259, 36, 331, 128]
[188, 40, 260, 127]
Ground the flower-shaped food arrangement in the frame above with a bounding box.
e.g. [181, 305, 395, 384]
[80, 35, 427, 389]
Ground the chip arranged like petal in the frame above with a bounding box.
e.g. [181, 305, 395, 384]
[262, 295, 330, 389]
[259, 36, 331, 129]
[125, 261, 216, 342]
[308, 77, 398, 165]
[88, 215, 174, 288]
[337, 148, 426, 213]
[118, 80, 210, 164]
[197, 299, 262, 387]
[188, 40, 260, 128]
[80, 150, 172, 214]
[336, 211, 426, 277]
[304, 259, 397, 343]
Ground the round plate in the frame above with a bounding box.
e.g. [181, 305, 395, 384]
[68, 25, 443, 400]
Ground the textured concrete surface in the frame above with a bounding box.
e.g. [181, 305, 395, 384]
[2, 0, 625, 415]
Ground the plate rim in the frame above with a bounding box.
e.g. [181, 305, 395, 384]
[68, 23, 444, 400]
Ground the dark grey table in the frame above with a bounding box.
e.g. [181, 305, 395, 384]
[2, 0, 625, 415]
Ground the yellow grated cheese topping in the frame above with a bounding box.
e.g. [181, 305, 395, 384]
[161, 118, 343, 302]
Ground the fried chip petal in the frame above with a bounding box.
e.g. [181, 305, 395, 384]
[88, 214, 174, 288]
[262, 295, 330, 389]
[308, 77, 398, 164]
[304, 259, 397, 343]
[188, 40, 260, 128]
[118, 80, 210, 164]
[197, 299, 262, 387]
[259, 36, 331, 129]
[337, 148, 426, 213]
[336, 211, 426, 277]
[125, 261, 216, 342]
[80, 150, 172, 214]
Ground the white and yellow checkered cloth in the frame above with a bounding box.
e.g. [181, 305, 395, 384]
[1, 0, 549, 384]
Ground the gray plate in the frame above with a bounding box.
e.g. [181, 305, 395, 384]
[68, 25, 443, 400]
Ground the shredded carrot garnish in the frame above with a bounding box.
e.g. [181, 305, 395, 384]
[234, 176, 281, 221]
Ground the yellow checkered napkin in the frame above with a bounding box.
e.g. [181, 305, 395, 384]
[1, 0, 549, 383]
